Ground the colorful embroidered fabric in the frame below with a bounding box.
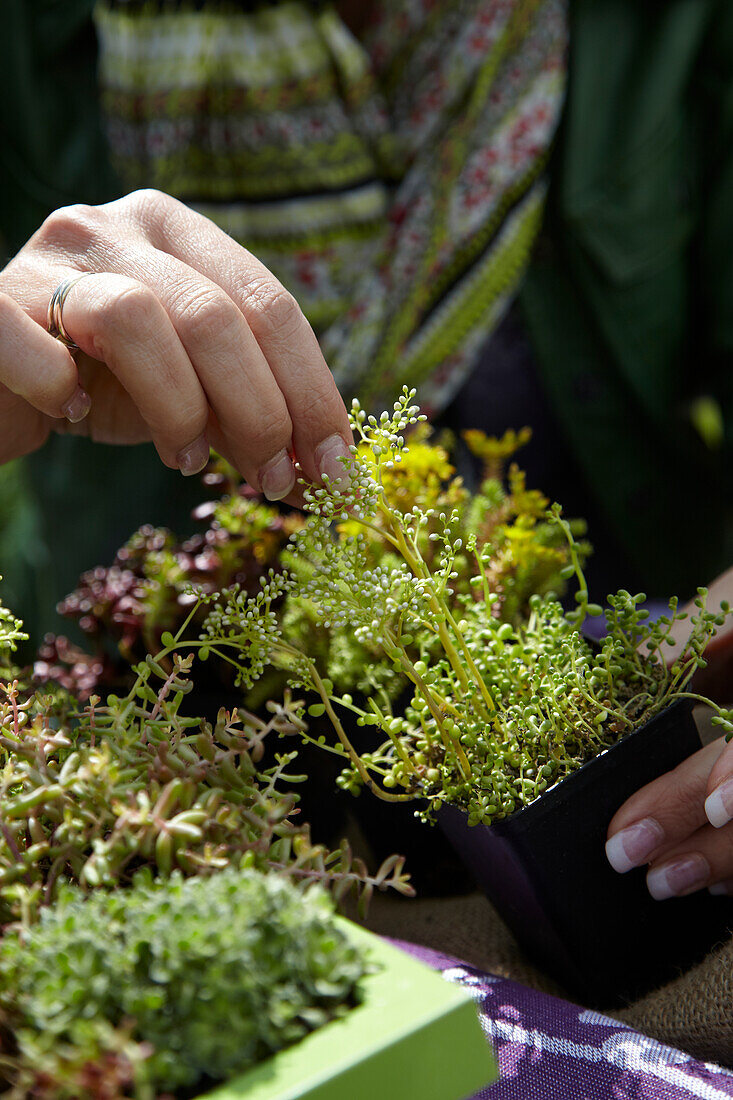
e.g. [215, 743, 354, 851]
[95, 0, 567, 415]
[394, 940, 733, 1100]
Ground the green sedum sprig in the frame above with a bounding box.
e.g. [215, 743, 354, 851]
[0, 581, 26, 668]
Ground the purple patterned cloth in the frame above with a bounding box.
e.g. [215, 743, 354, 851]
[392, 939, 733, 1099]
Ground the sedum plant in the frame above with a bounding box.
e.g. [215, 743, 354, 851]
[36, 431, 578, 705]
[0, 615, 412, 925]
[279, 421, 584, 703]
[0, 580, 26, 673]
[0, 867, 368, 1100]
[195, 390, 733, 827]
[0, 588, 406, 1098]
[35, 465, 302, 698]
[329, 421, 580, 620]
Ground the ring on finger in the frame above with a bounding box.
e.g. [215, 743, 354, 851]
[47, 272, 94, 354]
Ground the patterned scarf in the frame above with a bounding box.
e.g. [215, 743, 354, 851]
[95, 0, 567, 415]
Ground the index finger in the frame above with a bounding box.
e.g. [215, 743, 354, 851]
[119, 191, 354, 487]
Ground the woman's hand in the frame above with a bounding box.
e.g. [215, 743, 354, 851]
[0, 189, 353, 500]
[606, 568, 733, 898]
[606, 737, 733, 899]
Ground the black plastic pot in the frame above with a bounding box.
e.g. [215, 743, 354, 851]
[439, 701, 733, 1007]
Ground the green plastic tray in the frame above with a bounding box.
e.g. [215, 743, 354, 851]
[202, 919, 497, 1100]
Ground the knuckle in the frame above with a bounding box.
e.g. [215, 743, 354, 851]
[91, 281, 160, 343]
[298, 377, 340, 425]
[233, 405, 293, 455]
[119, 189, 183, 241]
[152, 401, 208, 447]
[665, 771, 706, 825]
[177, 289, 242, 348]
[127, 187, 170, 207]
[243, 282, 303, 343]
[36, 204, 103, 252]
[183, 406, 210, 439]
[257, 406, 293, 446]
[122, 187, 175, 222]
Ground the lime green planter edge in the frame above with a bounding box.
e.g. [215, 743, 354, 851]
[202, 919, 497, 1100]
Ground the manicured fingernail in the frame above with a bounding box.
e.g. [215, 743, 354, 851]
[62, 386, 91, 423]
[709, 881, 733, 896]
[705, 778, 733, 829]
[177, 435, 210, 477]
[605, 818, 664, 873]
[647, 854, 709, 900]
[315, 434, 352, 489]
[261, 449, 295, 501]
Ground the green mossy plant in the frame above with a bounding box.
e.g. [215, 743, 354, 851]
[277, 422, 584, 705]
[0, 868, 368, 1100]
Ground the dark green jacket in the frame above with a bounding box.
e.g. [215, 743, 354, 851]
[1, 0, 732, 639]
[523, 0, 733, 599]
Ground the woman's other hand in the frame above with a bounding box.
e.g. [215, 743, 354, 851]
[0, 189, 352, 500]
[606, 568, 733, 898]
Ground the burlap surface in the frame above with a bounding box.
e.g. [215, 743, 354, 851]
[354, 891, 733, 1069]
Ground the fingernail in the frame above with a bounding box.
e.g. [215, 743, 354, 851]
[605, 817, 664, 873]
[705, 778, 733, 829]
[62, 386, 91, 424]
[260, 449, 295, 501]
[647, 854, 709, 900]
[177, 435, 210, 477]
[315, 434, 352, 489]
[709, 881, 733, 896]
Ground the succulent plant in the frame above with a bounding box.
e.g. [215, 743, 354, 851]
[0, 644, 412, 925]
[194, 389, 733, 826]
[36, 462, 302, 698]
[36, 429, 580, 706]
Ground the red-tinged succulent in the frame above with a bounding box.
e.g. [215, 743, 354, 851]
[33, 635, 111, 699]
[36, 462, 303, 698]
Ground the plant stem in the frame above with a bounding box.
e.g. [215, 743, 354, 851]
[376, 498, 496, 722]
[367, 697, 419, 778]
[392, 646, 473, 782]
[290, 649, 415, 802]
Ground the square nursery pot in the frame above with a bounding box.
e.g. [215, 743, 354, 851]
[201, 920, 497, 1100]
[439, 700, 733, 1008]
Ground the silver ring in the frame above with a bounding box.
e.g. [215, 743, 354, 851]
[47, 273, 93, 353]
